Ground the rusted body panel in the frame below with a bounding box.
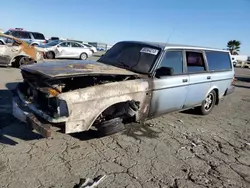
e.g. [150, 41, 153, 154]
[57, 79, 150, 133]
[0, 33, 43, 66]
[21, 60, 140, 78]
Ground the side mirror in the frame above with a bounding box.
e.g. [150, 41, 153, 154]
[57, 45, 60, 48]
[155, 67, 173, 78]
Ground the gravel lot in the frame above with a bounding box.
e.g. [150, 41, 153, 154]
[0, 56, 250, 188]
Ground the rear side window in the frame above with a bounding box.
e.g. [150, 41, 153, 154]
[16, 31, 31, 39]
[71, 42, 82, 47]
[159, 51, 183, 75]
[206, 51, 232, 71]
[32, 32, 45, 40]
[186, 52, 206, 73]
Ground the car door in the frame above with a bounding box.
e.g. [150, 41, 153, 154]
[70, 42, 84, 58]
[183, 50, 211, 108]
[0, 43, 20, 65]
[149, 50, 189, 117]
[0, 45, 11, 65]
[56, 42, 71, 58]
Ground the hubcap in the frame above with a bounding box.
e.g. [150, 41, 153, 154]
[81, 54, 87, 60]
[204, 93, 214, 111]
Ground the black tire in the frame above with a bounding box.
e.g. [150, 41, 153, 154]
[97, 118, 125, 137]
[31, 43, 38, 46]
[0, 41, 4, 45]
[198, 90, 216, 115]
[19, 57, 30, 67]
[12, 56, 28, 68]
[46, 51, 55, 59]
[80, 53, 88, 60]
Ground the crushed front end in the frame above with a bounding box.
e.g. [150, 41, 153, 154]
[12, 70, 69, 137]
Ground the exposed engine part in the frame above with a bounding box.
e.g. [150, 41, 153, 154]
[126, 100, 140, 117]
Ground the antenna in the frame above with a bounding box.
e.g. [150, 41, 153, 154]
[167, 28, 175, 43]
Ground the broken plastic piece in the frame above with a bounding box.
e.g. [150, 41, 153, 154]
[74, 175, 107, 188]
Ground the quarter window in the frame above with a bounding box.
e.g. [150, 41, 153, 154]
[158, 51, 183, 75]
[206, 51, 232, 71]
[186, 52, 206, 73]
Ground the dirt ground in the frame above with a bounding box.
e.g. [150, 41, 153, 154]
[0, 57, 250, 188]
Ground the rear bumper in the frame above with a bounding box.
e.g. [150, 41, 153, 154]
[225, 85, 235, 96]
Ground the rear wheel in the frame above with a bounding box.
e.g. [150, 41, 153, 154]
[96, 117, 125, 137]
[0, 41, 4, 45]
[80, 53, 88, 60]
[198, 90, 216, 115]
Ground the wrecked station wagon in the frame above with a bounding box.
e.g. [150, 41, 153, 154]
[12, 41, 235, 137]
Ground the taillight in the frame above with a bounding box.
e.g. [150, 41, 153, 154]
[232, 74, 235, 85]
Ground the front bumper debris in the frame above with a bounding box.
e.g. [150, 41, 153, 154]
[12, 89, 52, 138]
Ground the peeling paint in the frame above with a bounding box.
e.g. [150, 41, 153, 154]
[58, 79, 150, 133]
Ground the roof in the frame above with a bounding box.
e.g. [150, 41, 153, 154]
[119, 41, 229, 52]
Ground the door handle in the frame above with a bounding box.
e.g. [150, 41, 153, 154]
[207, 76, 211, 80]
[182, 79, 188, 83]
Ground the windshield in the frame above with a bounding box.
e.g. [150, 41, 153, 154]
[98, 42, 161, 74]
[45, 40, 60, 46]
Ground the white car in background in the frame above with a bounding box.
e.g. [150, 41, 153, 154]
[37, 40, 93, 60]
[82, 43, 97, 53]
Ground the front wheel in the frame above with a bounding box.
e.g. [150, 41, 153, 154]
[80, 53, 88, 60]
[198, 90, 216, 115]
[96, 117, 125, 137]
[46, 51, 55, 59]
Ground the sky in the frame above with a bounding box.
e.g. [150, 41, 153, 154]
[0, 0, 249, 54]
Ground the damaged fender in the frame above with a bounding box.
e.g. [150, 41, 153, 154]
[58, 79, 150, 133]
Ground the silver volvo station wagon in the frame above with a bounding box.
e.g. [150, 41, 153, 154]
[12, 41, 235, 137]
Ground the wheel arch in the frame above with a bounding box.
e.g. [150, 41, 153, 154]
[205, 87, 219, 105]
[11, 55, 31, 67]
[87, 99, 140, 130]
[80, 52, 88, 59]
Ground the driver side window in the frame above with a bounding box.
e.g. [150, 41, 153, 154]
[60, 42, 70, 47]
[158, 51, 183, 75]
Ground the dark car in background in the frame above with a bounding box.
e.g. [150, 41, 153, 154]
[0, 28, 46, 46]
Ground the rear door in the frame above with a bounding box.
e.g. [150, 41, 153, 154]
[205, 51, 234, 99]
[183, 50, 211, 108]
[69, 42, 84, 58]
[13, 31, 32, 43]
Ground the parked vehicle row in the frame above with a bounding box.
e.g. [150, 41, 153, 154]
[12, 41, 235, 137]
[233, 60, 250, 68]
[0, 28, 98, 61]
